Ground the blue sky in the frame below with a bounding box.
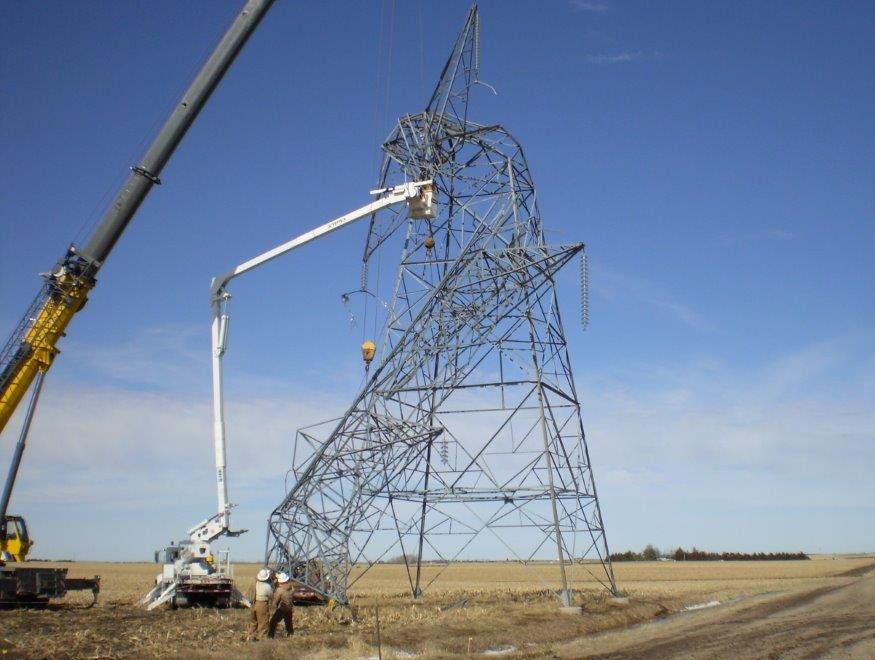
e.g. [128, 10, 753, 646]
[1, 1, 873, 563]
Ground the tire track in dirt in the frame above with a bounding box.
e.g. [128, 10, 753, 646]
[835, 562, 874, 578]
[562, 576, 875, 660]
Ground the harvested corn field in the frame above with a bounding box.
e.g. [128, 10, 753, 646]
[1, 556, 870, 660]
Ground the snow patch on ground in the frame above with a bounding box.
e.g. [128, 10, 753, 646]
[684, 600, 721, 611]
[359, 646, 521, 658]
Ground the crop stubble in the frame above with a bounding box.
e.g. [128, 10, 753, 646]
[1, 556, 869, 660]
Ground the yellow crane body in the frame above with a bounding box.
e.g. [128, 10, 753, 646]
[0, 273, 91, 434]
[1, 516, 32, 563]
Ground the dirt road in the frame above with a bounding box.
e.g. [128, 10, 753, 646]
[558, 568, 875, 660]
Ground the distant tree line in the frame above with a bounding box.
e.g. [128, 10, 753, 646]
[610, 544, 661, 561]
[609, 545, 810, 561]
[670, 547, 810, 561]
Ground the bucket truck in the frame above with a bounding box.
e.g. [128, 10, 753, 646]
[141, 180, 436, 609]
[0, 0, 275, 605]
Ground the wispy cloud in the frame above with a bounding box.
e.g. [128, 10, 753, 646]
[586, 334, 875, 476]
[569, 0, 609, 12]
[2, 350, 350, 560]
[5, 325, 874, 557]
[582, 334, 875, 553]
[586, 51, 644, 64]
[765, 228, 795, 240]
[591, 265, 715, 332]
[63, 324, 206, 390]
[718, 228, 797, 245]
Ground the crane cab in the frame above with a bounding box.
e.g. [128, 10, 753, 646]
[1, 515, 32, 563]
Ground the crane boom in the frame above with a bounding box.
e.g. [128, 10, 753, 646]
[0, 0, 275, 435]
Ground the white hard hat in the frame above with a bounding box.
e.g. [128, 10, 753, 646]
[257, 568, 272, 582]
[277, 572, 290, 584]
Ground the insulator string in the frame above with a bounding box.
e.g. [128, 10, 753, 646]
[580, 253, 589, 330]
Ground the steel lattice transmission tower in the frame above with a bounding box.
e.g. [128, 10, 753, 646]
[266, 6, 618, 604]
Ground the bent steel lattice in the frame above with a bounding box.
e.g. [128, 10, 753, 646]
[266, 6, 618, 604]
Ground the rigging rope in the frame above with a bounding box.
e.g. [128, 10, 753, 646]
[418, 0, 426, 102]
[371, 0, 386, 182]
[383, 0, 397, 145]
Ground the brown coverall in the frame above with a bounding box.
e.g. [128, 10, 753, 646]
[246, 580, 274, 641]
[268, 582, 295, 637]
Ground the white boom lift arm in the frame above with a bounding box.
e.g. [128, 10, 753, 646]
[194, 180, 435, 545]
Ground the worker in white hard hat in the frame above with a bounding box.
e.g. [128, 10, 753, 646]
[268, 571, 295, 638]
[245, 567, 274, 641]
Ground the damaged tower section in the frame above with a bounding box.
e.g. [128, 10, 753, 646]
[266, 6, 618, 605]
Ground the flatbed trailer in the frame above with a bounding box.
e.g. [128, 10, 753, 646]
[0, 565, 99, 607]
